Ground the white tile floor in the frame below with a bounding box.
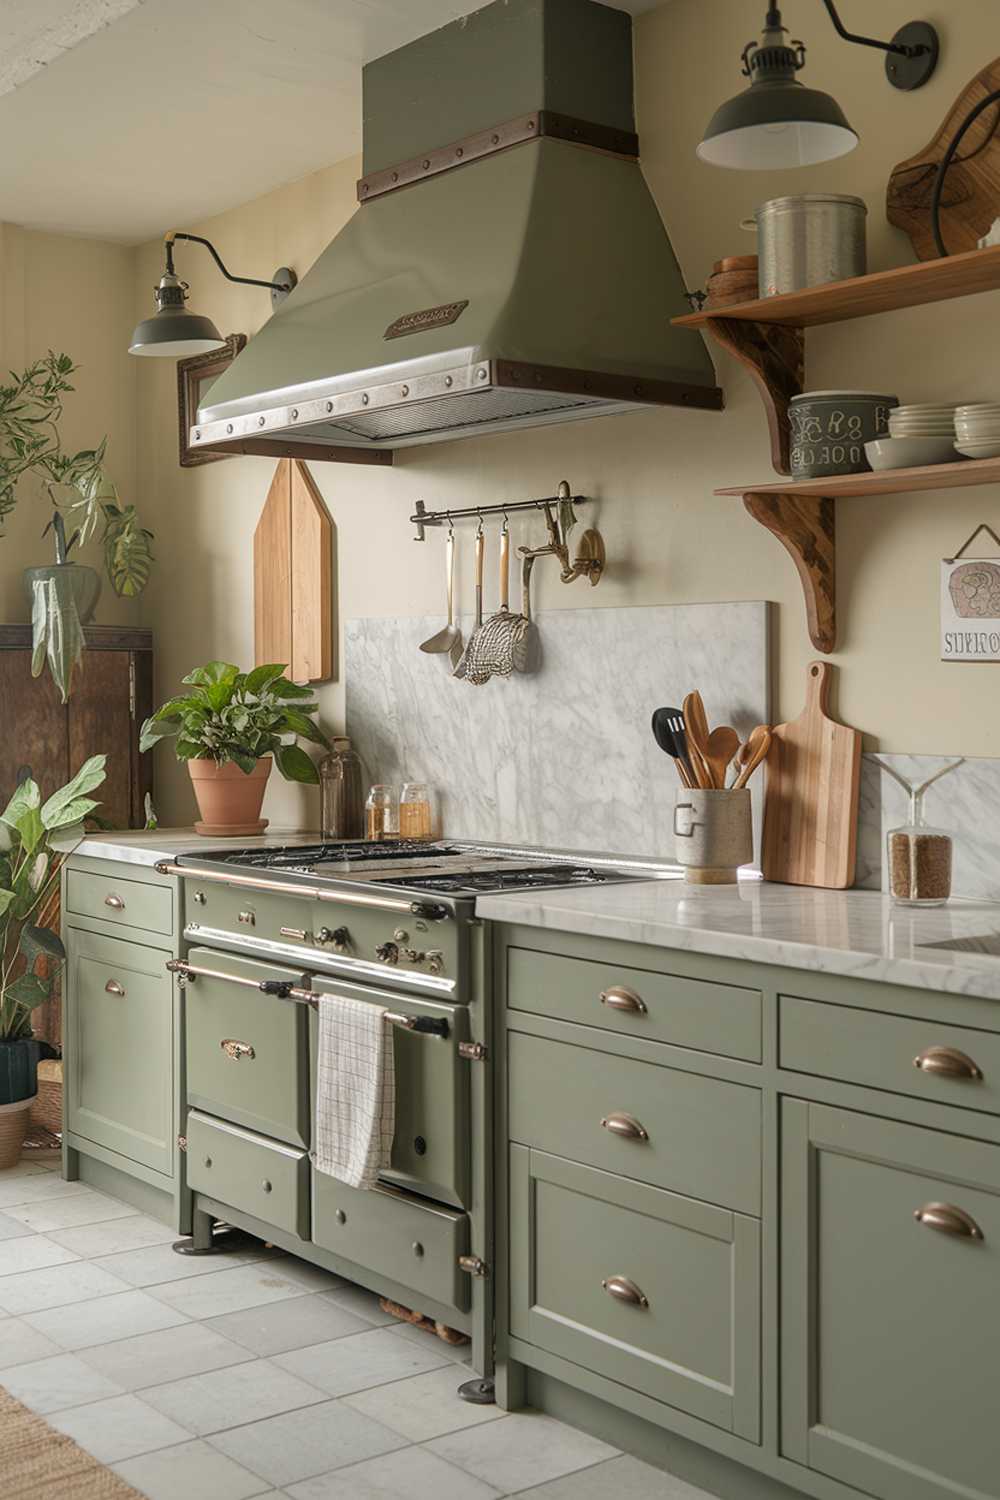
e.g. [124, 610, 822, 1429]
[0, 1156, 717, 1499]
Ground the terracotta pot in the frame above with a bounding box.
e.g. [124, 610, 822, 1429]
[0, 1098, 33, 1169]
[188, 756, 272, 837]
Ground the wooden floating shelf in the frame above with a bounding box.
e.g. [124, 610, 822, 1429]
[673, 244, 1000, 330]
[722, 458, 1000, 657]
[718, 455, 1000, 500]
[674, 248, 1000, 654]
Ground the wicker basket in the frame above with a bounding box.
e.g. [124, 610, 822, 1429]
[29, 1059, 63, 1135]
[0, 1098, 33, 1169]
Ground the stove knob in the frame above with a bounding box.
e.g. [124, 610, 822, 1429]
[426, 950, 444, 975]
[317, 926, 350, 953]
[375, 941, 400, 965]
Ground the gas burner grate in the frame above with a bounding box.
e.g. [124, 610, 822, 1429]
[194, 840, 465, 869]
[377, 864, 634, 895]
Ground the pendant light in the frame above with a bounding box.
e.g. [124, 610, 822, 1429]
[698, 3, 938, 171]
[129, 232, 296, 357]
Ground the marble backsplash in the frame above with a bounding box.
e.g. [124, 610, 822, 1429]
[856, 753, 1000, 901]
[345, 602, 770, 862]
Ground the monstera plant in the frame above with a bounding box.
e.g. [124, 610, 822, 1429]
[0, 352, 153, 701]
[0, 755, 106, 1166]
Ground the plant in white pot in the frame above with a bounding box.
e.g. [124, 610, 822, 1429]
[0, 755, 106, 1167]
[0, 352, 154, 701]
[139, 662, 329, 835]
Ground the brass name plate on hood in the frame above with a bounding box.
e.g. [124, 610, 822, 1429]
[384, 301, 469, 340]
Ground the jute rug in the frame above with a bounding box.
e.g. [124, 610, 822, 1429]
[0, 1386, 145, 1499]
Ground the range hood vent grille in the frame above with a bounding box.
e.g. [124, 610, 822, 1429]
[328, 388, 597, 442]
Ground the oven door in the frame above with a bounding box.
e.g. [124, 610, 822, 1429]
[308, 976, 470, 1210]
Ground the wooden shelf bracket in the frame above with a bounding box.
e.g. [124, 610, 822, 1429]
[743, 491, 836, 654]
[704, 317, 804, 475]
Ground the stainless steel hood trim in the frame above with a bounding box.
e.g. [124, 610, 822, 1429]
[191, 356, 722, 454]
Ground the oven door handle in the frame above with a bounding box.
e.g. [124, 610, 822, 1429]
[154, 862, 450, 922]
[166, 960, 449, 1037]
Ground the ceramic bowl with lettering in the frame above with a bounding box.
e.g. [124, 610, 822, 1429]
[789, 390, 898, 479]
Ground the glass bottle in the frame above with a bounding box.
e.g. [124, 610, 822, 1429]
[399, 782, 435, 841]
[365, 784, 398, 841]
[319, 738, 364, 841]
[878, 758, 963, 908]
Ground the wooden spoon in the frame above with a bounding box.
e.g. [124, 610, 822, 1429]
[682, 692, 714, 788]
[704, 726, 740, 792]
[733, 725, 772, 789]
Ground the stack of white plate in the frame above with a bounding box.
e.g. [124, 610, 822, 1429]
[955, 404, 1000, 459]
[888, 404, 958, 438]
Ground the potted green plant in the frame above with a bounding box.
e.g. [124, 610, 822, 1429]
[0, 352, 154, 701]
[139, 662, 329, 835]
[0, 755, 106, 1167]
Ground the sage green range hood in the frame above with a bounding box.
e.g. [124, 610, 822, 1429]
[192, 0, 722, 463]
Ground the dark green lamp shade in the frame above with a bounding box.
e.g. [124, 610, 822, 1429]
[128, 304, 226, 357]
[698, 80, 858, 169]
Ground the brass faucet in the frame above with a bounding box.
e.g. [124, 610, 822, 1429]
[517, 480, 605, 586]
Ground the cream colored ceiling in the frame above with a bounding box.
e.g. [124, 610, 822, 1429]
[0, 0, 661, 244]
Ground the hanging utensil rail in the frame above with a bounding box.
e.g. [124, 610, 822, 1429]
[411, 489, 589, 541]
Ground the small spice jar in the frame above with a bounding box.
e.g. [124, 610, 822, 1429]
[888, 818, 953, 907]
[365, 784, 398, 841]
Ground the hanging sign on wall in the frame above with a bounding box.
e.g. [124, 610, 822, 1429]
[941, 524, 1000, 662]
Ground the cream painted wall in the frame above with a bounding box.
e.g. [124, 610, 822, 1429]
[121, 0, 999, 828]
[0, 224, 138, 628]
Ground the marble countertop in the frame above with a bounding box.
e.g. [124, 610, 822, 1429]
[476, 879, 1000, 1001]
[67, 828, 325, 867]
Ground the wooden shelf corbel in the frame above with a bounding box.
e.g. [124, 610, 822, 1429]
[743, 490, 836, 654]
[704, 317, 804, 475]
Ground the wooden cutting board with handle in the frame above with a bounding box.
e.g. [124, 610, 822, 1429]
[762, 661, 862, 889]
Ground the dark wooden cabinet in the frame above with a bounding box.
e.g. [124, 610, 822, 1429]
[1, 625, 153, 828]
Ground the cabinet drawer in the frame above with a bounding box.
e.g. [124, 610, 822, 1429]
[67, 868, 173, 936]
[508, 945, 761, 1062]
[185, 948, 309, 1147]
[510, 1147, 759, 1440]
[780, 994, 1000, 1118]
[508, 1032, 760, 1214]
[313, 1170, 470, 1312]
[65, 928, 173, 1175]
[186, 1111, 308, 1238]
[782, 1101, 1000, 1500]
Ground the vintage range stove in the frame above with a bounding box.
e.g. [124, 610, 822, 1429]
[156, 840, 666, 1400]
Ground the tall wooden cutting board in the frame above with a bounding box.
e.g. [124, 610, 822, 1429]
[761, 661, 862, 890]
[254, 459, 333, 682]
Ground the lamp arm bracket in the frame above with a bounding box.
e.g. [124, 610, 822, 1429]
[820, 0, 924, 58]
[165, 231, 293, 294]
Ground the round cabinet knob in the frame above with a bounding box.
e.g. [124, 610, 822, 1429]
[192, 891, 207, 905]
[375, 942, 400, 965]
[335, 1209, 346, 1225]
[412, 1241, 425, 1258]
[261, 1180, 272, 1194]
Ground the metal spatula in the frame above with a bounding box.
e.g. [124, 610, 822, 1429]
[419, 527, 463, 668]
[452, 523, 484, 680]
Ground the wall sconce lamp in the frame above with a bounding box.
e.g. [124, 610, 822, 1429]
[698, 2, 939, 170]
[128, 232, 297, 357]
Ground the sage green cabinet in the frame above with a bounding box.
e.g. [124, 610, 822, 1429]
[186, 1110, 309, 1238]
[781, 1099, 1000, 1500]
[510, 1145, 760, 1440]
[64, 927, 173, 1175]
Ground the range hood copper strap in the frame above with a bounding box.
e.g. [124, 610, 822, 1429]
[153, 862, 450, 921]
[357, 109, 640, 203]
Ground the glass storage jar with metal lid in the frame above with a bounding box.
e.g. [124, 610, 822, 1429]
[319, 737, 364, 840]
[365, 784, 398, 841]
[399, 782, 436, 842]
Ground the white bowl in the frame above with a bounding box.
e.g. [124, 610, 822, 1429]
[865, 436, 957, 470]
[955, 425, 1000, 440]
[955, 405, 1000, 418]
[956, 441, 1000, 459]
[893, 404, 958, 415]
[890, 421, 957, 433]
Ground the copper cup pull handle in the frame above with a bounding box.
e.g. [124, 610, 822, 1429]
[104, 894, 125, 910]
[600, 1112, 649, 1141]
[602, 1275, 649, 1309]
[220, 1039, 256, 1062]
[913, 1046, 983, 1081]
[104, 980, 126, 997]
[600, 986, 647, 1015]
[914, 1202, 984, 1240]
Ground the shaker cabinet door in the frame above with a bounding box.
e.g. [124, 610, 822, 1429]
[781, 1100, 1000, 1500]
[65, 928, 173, 1175]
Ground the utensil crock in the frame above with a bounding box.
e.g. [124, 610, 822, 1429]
[674, 788, 752, 885]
